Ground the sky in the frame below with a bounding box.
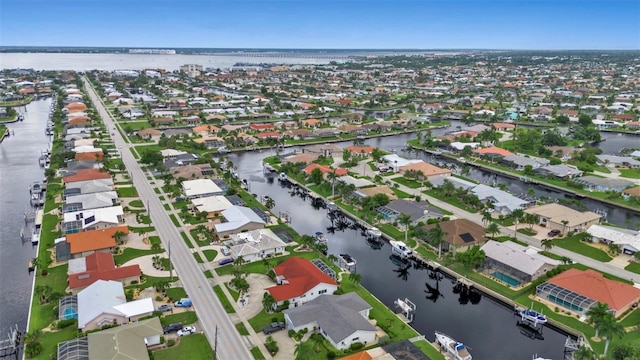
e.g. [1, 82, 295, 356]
[1, 0, 639, 50]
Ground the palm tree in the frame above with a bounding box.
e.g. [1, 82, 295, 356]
[264, 197, 275, 210]
[262, 292, 276, 313]
[349, 272, 362, 287]
[481, 210, 492, 225]
[597, 313, 626, 356]
[427, 223, 446, 259]
[262, 258, 274, 274]
[540, 238, 555, 252]
[572, 346, 597, 360]
[327, 254, 338, 264]
[511, 208, 524, 240]
[294, 340, 315, 360]
[486, 222, 500, 239]
[561, 220, 569, 235]
[586, 302, 610, 338]
[559, 256, 573, 265]
[397, 213, 412, 243]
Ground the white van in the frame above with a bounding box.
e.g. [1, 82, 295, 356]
[220, 246, 231, 256]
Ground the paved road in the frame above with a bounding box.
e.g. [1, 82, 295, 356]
[84, 78, 252, 360]
[351, 166, 640, 285]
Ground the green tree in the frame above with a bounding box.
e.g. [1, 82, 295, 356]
[397, 213, 412, 242]
[23, 330, 43, 358]
[140, 149, 163, 166]
[511, 208, 524, 240]
[540, 238, 555, 252]
[586, 302, 611, 338]
[578, 114, 593, 127]
[309, 168, 324, 184]
[265, 197, 275, 210]
[572, 346, 597, 360]
[371, 148, 384, 162]
[294, 339, 316, 360]
[456, 245, 486, 268]
[262, 292, 276, 313]
[486, 222, 500, 238]
[349, 272, 362, 287]
[112, 230, 127, 245]
[427, 223, 446, 259]
[597, 313, 626, 356]
[481, 210, 492, 225]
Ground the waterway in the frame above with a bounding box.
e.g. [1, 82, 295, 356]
[230, 150, 570, 360]
[0, 99, 51, 334]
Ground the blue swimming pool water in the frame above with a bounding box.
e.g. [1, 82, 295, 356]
[491, 271, 521, 287]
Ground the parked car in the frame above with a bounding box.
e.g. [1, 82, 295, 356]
[262, 322, 285, 335]
[177, 326, 197, 337]
[219, 257, 234, 266]
[157, 304, 172, 312]
[163, 323, 183, 334]
[174, 298, 192, 308]
[548, 229, 561, 237]
[220, 246, 231, 256]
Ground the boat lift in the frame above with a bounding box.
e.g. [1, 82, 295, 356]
[394, 298, 416, 323]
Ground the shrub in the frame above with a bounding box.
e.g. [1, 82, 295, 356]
[350, 342, 364, 351]
[327, 351, 337, 359]
[167, 339, 175, 347]
[56, 319, 77, 329]
[288, 330, 295, 338]
[378, 335, 391, 346]
[41, 269, 48, 276]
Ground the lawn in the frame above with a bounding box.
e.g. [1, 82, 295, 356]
[203, 249, 218, 262]
[247, 309, 284, 333]
[127, 276, 177, 290]
[160, 311, 198, 326]
[213, 285, 236, 313]
[624, 261, 640, 274]
[29, 265, 70, 331]
[128, 199, 144, 207]
[250, 346, 266, 360]
[225, 282, 240, 301]
[165, 287, 187, 301]
[114, 247, 163, 265]
[517, 228, 538, 236]
[378, 223, 405, 241]
[619, 168, 640, 179]
[392, 187, 412, 199]
[392, 177, 422, 189]
[215, 249, 325, 277]
[31, 327, 78, 360]
[413, 340, 446, 360]
[170, 214, 181, 227]
[193, 252, 204, 263]
[235, 322, 250, 336]
[154, 334, 213, 360]
[116, 186, 139, 198]
[204, 270, 213, 278]
[181, 231, 194, 249]
[553, 233, 612, 262]
[423, 189, 477, 213]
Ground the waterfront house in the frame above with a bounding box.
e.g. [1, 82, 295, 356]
[534, 164, 583, 180]
[430, 176, 477, 192]
[596, 155, 640, 169]
[266, 257, 339, 309]
[283, 293, 376, 351]
[213, 206, 266, 238]
[191, 195, 233, 217]
[399, 160, 451, 181]
[345, 145, 375, 158]
[170, 163, 215, 179]
[224, 228, 287, 263]
[473, 146, 514, 161]
[61, 206, 124, 235]
[536, 268, 640, 318]
[524, 203, 601, 235]
[303, 164, 348, 177]
[501, 154, 549, 171]
[63, 226, 128, 260]
[586, 224, 640, 255]
[136, 128, 162, 141]
[68, 252, 141, 293]
[470, 184, 530, 215]
[480, 240, 560, 285]
[422, 219, 486, 253]
[194, 136, 226, 149]
[62, 191, 118, 213]
[376, 199, 443, 224]
[354, 186, 397, 201]
[160, 149, 189, 160]
[63, 169, 112, 184]
[182, 179, 224, 199]
[622, 186, 640, 200]
[283, 153, 318, 165]
[76, 280, 153, 331]
[303, 143, 343, 157]
[572, 176, 634, 192]
[63, 179, 114, 200]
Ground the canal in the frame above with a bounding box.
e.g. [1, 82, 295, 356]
[231, 149, 571, 360]
[0, 99, 51, 333]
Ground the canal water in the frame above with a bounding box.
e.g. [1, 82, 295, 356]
[0, 99, 51, 333]
[231, 150, 570, 360]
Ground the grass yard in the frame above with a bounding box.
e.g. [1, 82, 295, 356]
[204, 270, 213, 278]
[154, 334, 213, 360]
[165, 287, 187, 301]
[517, 228, 538, 236]
[128, 199, 144, 207]
[116, 186, 138, 198]
[31, 327, 78, 360]
[193, 252, 204, 263]
[413, 340, 446, 360]
[392, 187, 412, 199]
[424, 189, 477, 213]
[114, 247, 163, 265]
[247, 309, 284, 333]
[619, 168, 640, 179]
[203, 249, 218, 262]
[170, 214, 181, 227]
[235, 322, 250, 336]
[624, 261, 640, 274]
[181, 231, 194, 249]
[553, 233, 612, 262]
[225, 282, 240, 301]
[250, 346, 266, 360]
[160, 311, 198, 326]
[392, 177, 422, 189]
[213, 285, 235, 313]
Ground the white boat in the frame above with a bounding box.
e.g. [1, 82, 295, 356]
[366, 227, 382, 239]
[390, 240, 412, 258]
[519, 306, 547, 326]
[315, 232, 327, 244]
[339, 253, 356, 267]
[435, 331, 472, 360]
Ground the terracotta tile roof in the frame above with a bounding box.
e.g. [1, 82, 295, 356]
[65, 102, 87, 112]
[301, 118, 321, 126]
[256, 131, 282, 139]
[63, 169, 112, 184]
[69, 252, 141, 289]
[346, 145, 375, 154]
[192, 125, 219, 134]
[473, 146, 514, 157]
[75, 151, 103, 161]
[492, 123, 516, 130]
[303, 164, 347, 176]
[250, 123, 274, 130]
[266, 257, 337, 301]
[66, 226, 128, 254]
[399, 161, 451, 177]
[546, 269, 640, 311]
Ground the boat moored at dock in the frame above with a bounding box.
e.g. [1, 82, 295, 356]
[517, 305, 548, 327]
[435, 331, 472, 360]
[315, 231, 327, 244]
[390, 240, 412, 258]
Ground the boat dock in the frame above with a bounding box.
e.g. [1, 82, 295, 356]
[0, 325, 21, 359]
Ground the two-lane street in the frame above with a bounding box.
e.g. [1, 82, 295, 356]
[83, 78, 252, 360]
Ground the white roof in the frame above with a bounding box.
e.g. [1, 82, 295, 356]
[160, 149, 188, 158]
[471, 184, 529, 212]
[63, 206, 123, 229]
[227, 229, 287, 259]
[481, 240, 560, 276]
[68, 257, 87, 275]
[73, 145, 101, 154]
[192, 195, 233, 213]
[450, 142, 480, 151]
[339, 175, 374, 188]
[66, 191, 118, 209]
[77, 280, 126, 329]
[73, 139, 96, 147]
[182, 179, 223, 197]
[112, 297, 154, 318]
[587, 224, 640, 251]
[214, 206, 266, 233]
[382, 154, 421, 168]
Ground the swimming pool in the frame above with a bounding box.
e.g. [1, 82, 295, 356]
[62, 306, 77, 320]
[491, 271, 521, 287]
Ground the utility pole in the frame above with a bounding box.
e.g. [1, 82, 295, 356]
[213, 325, 218, 360]
[168, 240, 173, 280]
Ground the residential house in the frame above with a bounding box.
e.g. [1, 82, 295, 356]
[596, 155, 640, 169]
[622, 186, 640, 200]
[501, 154, 549, 171]
[213, 206, 266, 238]
[303, 144, 343, 157]
[524, 203, 601, 235]
[136, 128, 162, 141]
[422, 219, 487, 252]
[192, 124, 220, 137]
[266, 257, 339, 309]
[68, 252, 141, 293]
[345, 145, 375, 158]
[536, 269, 640, 318]
[194, 136, 226, 149]
[480, 240, 560, 285]
[587, 224, 640, 255]
[62, 206, 124, 235]
[63, 169, 112, 184]
[170, 163, 215, 180]
[63, 179, 114, 200]
[63, 226, 128, 260]
[283, 293, 376, 351]
[182, 179, 224, 199]
[84, 317, 162, 359]
[303, 164, 348, 177]
[471, 184, 531, 215]
[354, 186, 397, 201]
[376, 199, 443, 224]
[285, 129, 314, 139]
[283, 153, 318, 165]
[225, 228, 287, 263]
[572, 176, 634, 192]
[534, 164, 583, 180]
[191, 195, 233, 217]
[62, 191, 118, 213]
[76, 280, 153, 331]
[398, 161, 451, 181]
[473, 146, 514, 161]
